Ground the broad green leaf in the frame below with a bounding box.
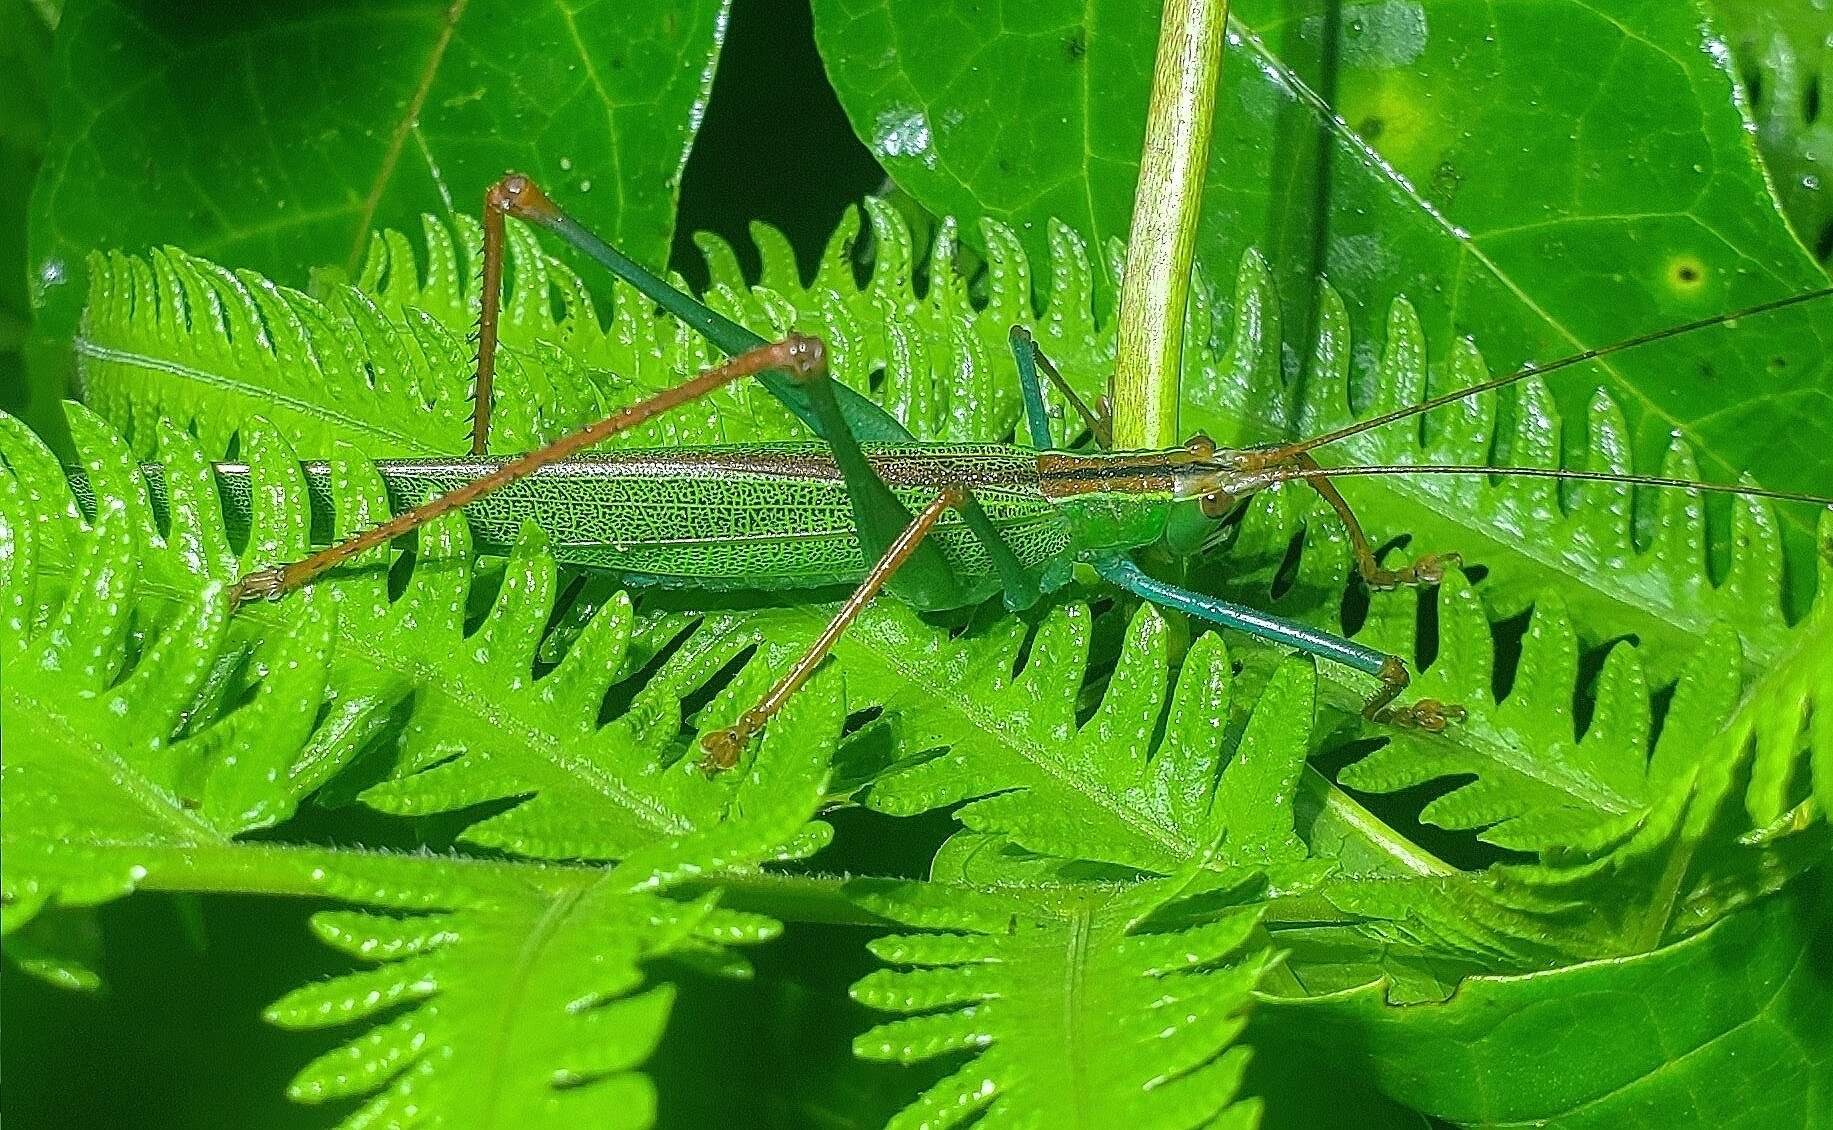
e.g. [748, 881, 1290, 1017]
[1256, 875, 1833, 1127]
[28, 0, 732, 348]
[850, 877, 1273, 1129]
[1714, 0, 1833, 260]
[812, 0, 1833, 550]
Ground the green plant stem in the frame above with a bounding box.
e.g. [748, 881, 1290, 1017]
[127, 841, 598, 898]
[1112, 0, 1229, 449]
[122, 841, 1433, 931]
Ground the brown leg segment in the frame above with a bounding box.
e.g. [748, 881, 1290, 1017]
[1031, 343, 1112, 449]
[1362, 656, 1466, 732]
[1287, 453, 1460, 591]
[699, 485, 968, 773]
[470, 179, 517, 455]
[230, 333, 829, 605]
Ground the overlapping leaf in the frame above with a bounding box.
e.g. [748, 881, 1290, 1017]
[28, 0, 735, 351]
[812, 0, 1833, 541]
[1257, 873, 1833, 1127]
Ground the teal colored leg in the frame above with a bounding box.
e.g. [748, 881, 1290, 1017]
[1008, 326, 1055, 449]
[530, 199, 911, 443]
[1093, 556, 1458, 728]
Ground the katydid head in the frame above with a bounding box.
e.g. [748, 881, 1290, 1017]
[1037, 434, 1280, 557]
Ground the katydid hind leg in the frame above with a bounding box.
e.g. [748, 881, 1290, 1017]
[1092, 556, 1464, 731]
[479, 172, 911, 444]
[480, 172, 1031, 609]
[229, 334, 832, 603]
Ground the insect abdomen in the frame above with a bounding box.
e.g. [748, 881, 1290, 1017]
[369, 443, 1074, 598]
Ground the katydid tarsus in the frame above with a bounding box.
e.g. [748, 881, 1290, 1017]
[212, 174, 1833, 773]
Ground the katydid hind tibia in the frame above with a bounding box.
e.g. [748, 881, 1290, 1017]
[145, 174, 1833, 771]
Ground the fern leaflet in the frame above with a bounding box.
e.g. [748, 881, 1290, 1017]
[850, 876, 1273, 1129]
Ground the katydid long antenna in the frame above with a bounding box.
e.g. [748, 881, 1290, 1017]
[1262, 284, 1833, 462]
[1262, 463, 1833, 507]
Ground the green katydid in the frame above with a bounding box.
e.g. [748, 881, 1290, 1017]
[200, 174, 1833, 772]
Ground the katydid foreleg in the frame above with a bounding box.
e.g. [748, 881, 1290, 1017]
[1285, 452, 1461, 591]
[1009, 326, 1112, 450]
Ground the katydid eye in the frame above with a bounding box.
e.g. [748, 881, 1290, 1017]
[1200, 491, 1234, 518]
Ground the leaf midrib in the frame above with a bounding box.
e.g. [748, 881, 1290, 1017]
[34, 544, 696, 840]
[72, 338, 443, 455]
[6, 683, 225, 843]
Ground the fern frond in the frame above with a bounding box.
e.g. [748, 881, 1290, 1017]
[1202, 267, 1820, 680]
[5, 404, 838, 862]
[4, 405, 849, 1124]
[269, 886, 709, 1128]
[1230, 486, 1832, 856]
[1258, 593, 1832, 986]
[660, 596, 1330, 881]
[1341, 570, 1747, 852]
[1493, 594, 1833, 947]
[79, 207, 1815, 686]
[0, 439, 346, 925]
[849, 877, 1273, 1129]
[262, 685, 836, 1129]
[74, 203, 1190, 459]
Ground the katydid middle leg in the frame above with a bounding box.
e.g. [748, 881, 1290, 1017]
[700, 485, 969, 772]
[1008, 327, 1111, 450]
